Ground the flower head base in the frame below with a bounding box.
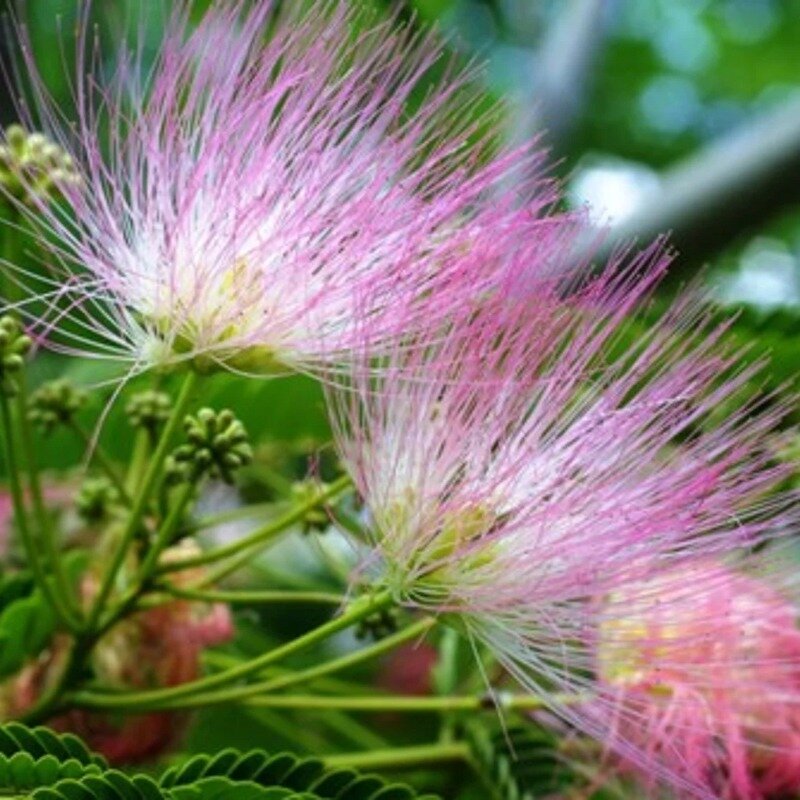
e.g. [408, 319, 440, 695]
[9, 1, 547, 376]
[329, 239, 796, 797]
[598, 560, 800, 800]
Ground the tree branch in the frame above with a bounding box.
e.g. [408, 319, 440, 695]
[603, 96, 800, 277]
[509, 0, 617, 151]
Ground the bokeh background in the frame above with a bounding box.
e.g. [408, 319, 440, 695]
[1, 1, 799, 793]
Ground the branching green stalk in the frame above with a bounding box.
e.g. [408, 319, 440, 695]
[234, 617, 436, 697]
[68, 588, 394, 712]
[137, 481, 196, 579]
[153, 585, 346, 606]
[201, 652, 381, 698]
[243, 692, 558, 713]
[125, 428, 150, 494]
[156, 474, 352, 576]
[0, 393, 78, 630]
[323, 742, 471, 771]
[2, 218, 78, 621]
[74, 614, 433, 711]
[99, 482, 199, 628]
[16, 373, 79, 620]
[87, 371, 198, 630]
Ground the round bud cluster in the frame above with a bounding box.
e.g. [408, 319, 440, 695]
[0, 124, 79, 204]
[125, 390, 172, 432]
[28, 379, 88, 435]
[0, 315, 31, 396]
[355, 607, 398, 641]
[75, 477, 120, 524]
[170, 408, 253, 484]
[290, 479, 332, 533]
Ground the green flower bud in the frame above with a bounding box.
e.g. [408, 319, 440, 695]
[0, 124, 79, 205]
[76, 476, 119, 524]
[0, 315, 31, 396]
[125, 389, 172, 432]
[355, 607, 399, 641]
[290, 479, 333, 533]
[170, 407, 253, 483]
[28, 379, 88, 435]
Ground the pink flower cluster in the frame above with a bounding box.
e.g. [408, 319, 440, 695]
[10, 1, 544, 376]
[329, 226, 798, 795]
[597, 560, 800, 799]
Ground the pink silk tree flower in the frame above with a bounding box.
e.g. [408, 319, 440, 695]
[597, 559, 800, 800]
[327, 242, 796, 798]
[5, 1, 548, 376]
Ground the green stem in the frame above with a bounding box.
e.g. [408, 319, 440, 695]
[125, 428, 150, 495]
[235, 617, 436, 697]
[156, 474, 352, 576]
[153, 585, 346, 606]
[243, 692, 555, 713]
[1, 208, 21, 312]
[68, 589, 394, 712]
[323, 742, 470, 771]
[137, 481, 195, 580]
[0, 394, 77, 630]
[87, 371, 198, 630]
[70, 421, 132, 506]
[102, 480, 198, 626]
[78, 614, 433, 711]
[200, 653, 380, 698]
[15, 373, 79, 621]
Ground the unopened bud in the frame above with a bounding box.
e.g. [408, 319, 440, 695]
[355, 607, 399, 642]
[170, 407, 252, 483]
[0, 124, 80, 205]
[125, 390, 171, 432]
[76, 476, 119, 524]
[0, 315, 31, 396]
[28, 378, 87, 435]
[290, 479, 332, 533]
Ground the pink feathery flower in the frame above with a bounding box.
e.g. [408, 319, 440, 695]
[327, 238, 796, 797]
[597, 559, 800, 800]
[6, 1, 546, 375]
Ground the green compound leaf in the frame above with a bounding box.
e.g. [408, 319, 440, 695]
[0, 583, 56, 679]
[30, 770, 165, 800]
[0, 554, 90, 679]
[465, 723, 574, 800]
[167, 776, 306, 799]
[0, 752, 102, 792]
[159, 748, 438, 800]
[0, 723, 107, 769]
[0, 726, 437, 799]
